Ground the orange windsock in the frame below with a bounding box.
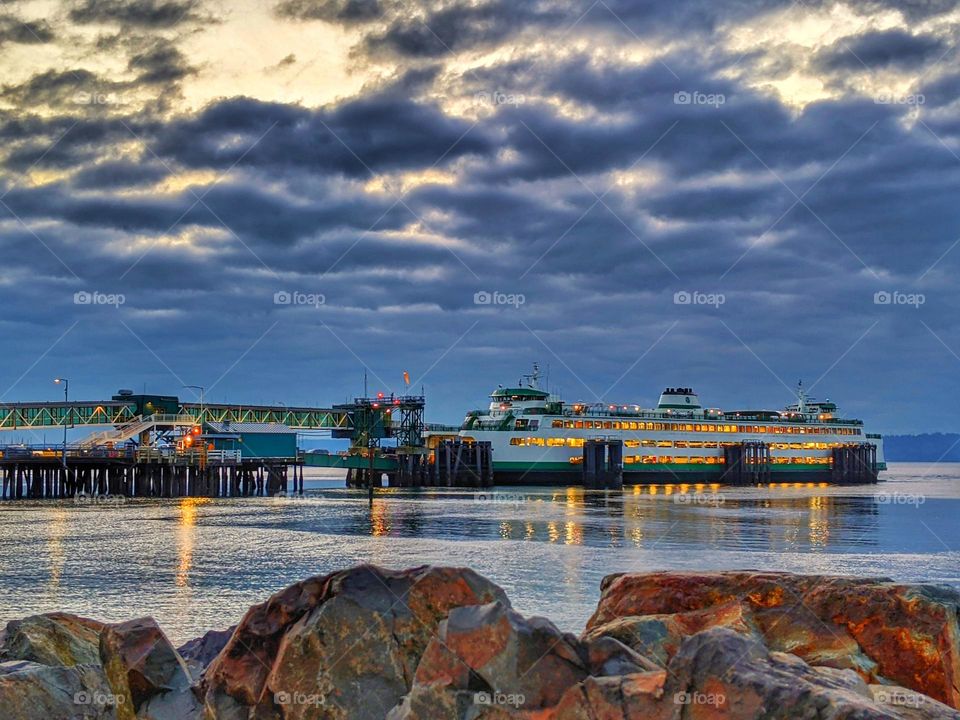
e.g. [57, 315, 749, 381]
[403, 371, 411, 386]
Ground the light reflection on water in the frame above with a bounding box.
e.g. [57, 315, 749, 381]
[0, 463, 956, 643]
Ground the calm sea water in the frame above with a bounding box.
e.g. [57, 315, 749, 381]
[0, 463, 957, 644]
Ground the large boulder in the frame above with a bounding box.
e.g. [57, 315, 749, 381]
[409, 601, 588, 714]
[99, 617, 193, 720]
[202, 564, 508, 719]
[556, 629, 960, 720]
[583, 598, 757, 667]
[0, 659, 119, 719]
[551, 671, 669, 720]
[0, 612, 106, 667]
[587, 571, 960, 708]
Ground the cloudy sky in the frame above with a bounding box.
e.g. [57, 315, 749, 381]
[0, 0, 958, 433]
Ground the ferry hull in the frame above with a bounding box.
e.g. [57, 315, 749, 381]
[490, 464, 888, 487]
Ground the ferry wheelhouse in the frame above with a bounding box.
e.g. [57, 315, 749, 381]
[456, 367, 885, 485]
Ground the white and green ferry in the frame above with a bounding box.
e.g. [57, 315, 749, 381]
[453, 366, 885, 485]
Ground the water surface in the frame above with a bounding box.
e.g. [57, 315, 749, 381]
[0, 463, 956, 644]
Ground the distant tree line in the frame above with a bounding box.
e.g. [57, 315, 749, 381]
[883, 434, 960, 462]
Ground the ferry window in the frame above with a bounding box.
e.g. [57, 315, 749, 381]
[575, 421, 583, 429]
[656, 440, 672, 448]
[625, 440, 640, 448]
[552, 420, 563, 428]
[641, 440, 656, 447]
[694, 424, 702, 432]
[604, 421, 612, 430]
[564, 421, 574, 429]
[674, 441, 688, 448]
[629, 422, 639, 430]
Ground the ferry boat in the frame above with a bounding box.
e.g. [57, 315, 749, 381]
[454, 365, 885, 485]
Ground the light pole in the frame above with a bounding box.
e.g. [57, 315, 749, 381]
[53, 377, 69, 476]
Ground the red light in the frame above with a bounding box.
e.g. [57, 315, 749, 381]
[372, 403, 380, 408]
[377, 392, 384, 399]
[393, 398, 400, 405]
[191, 426, 201, 435]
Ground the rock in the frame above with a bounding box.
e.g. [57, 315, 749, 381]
[0, 660, 119, 719]
[202, 564, 508, 719]
[177, 626, 235, 680]
[579, 635, 661, 676]
[582, 599, 758, 668]
[138, 683, 204, 720]
[552, 671, 669, 720]
[664, 627, 899, 719]
[0, 612, 106, 667]
[409, 600, 588, 716]
[99, 617, 193, 719]
[587, 571, 960, 708]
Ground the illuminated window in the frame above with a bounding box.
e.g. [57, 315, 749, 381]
[552, 420, 563, 428]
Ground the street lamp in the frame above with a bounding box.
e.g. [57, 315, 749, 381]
[53, 377, 68, 475]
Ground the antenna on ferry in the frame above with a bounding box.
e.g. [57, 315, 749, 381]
[797, 379, 807, 413]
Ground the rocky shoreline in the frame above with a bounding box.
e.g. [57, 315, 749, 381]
[1, 566, 959, 719]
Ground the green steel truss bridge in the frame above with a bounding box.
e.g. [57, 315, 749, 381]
[0, 399, 351, 431]
[0, 393, 427, 449]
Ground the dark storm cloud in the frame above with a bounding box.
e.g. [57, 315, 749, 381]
[127, 41, 197, 84]
[274, 0, 388, 24]
[0, 15, 54, 45]
[70, 159, 170, 188]
[814, 29, 947, 71]
[308, 0, 960, 61]
[0, 69, 103, 108]
[151, 92, 493, 177]
[68, 0, 205, 28]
